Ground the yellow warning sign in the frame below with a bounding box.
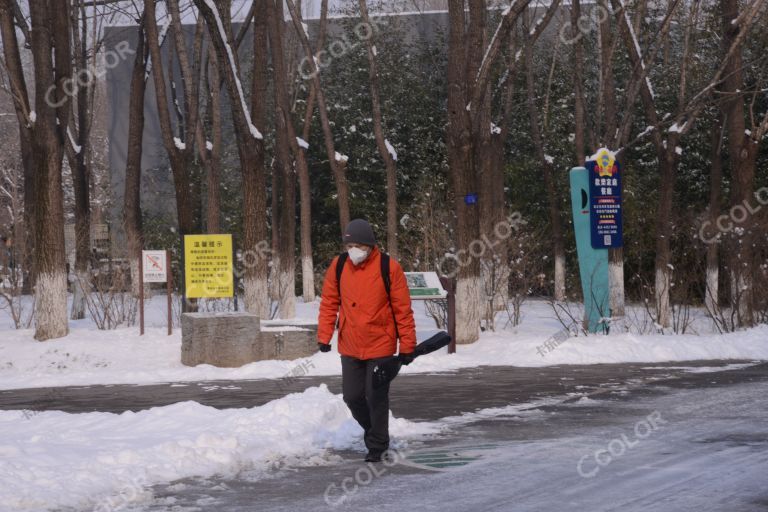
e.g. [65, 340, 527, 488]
[184, 234, 234, 298]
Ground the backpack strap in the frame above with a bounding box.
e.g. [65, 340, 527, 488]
[380, 252, 391, 299]
[335, 252, 348, 297]
[380, 252, 400, 340]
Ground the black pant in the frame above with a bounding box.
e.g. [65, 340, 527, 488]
[341, 355, 391, 453]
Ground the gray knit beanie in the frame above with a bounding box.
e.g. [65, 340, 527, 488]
[343, 219, 377, 246]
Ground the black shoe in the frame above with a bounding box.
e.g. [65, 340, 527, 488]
[365, 450, 383, 463]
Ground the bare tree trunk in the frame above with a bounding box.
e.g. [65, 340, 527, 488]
[598, 0, 626, 320]
[270, 159, 282, 307]
[145, 0, 198, 238]
[524, 29, 566, 302]
[268, 0, 299, 318]
[195, 0, 270, 317]
[285, 0, 350, 232]
[123, 19, 148, 297]
[598, 0, 618, 146]
[204, 45, 222, 234]
[653, 151, 677, 328]
[0, 0, 36, 295]
[484, 36, 519, 314]
[447, 0, 481, 344]
[705, 119, 723, 315]
[293, 0, 329, 303]
[358, 0, 398, 259]
[720, 0, 755, 326]
[68, 1, 93, 320]
[489, 5, 558, 314]
[571, 0, 586, 165]
[444, 0, 534, 342]
[28, 0, 73, 340]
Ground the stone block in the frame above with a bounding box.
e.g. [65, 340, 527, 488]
[181, 313, 319, 367]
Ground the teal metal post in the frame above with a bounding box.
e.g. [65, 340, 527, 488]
[569, 167, 610, 333]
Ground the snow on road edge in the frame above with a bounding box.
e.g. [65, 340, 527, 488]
[0, 385, 440, 511]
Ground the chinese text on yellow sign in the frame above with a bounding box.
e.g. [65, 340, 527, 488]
[184, 234, 233, 298]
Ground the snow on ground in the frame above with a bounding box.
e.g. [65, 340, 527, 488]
[0, 296, 766, 391]
[0, 385, 442, 511]
[0, 384, 572, 512]
[0, 384, 558, 512]
[310, 381, 768, 512]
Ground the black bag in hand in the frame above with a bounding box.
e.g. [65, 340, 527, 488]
[372, 331, 451, 389]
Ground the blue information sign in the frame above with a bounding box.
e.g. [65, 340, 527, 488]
[464, 193, 478, 205]
[586, 148, 623, 249]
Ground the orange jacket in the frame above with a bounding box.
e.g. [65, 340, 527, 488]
[317, 247, 416, 360]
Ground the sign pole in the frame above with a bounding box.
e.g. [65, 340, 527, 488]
[167, 250, 173, 336]
[233, 239, 239, 312]
[447, 279, 456, 354]
[180, 235, 186, 313]
[139, 252, 145, 336]
[439, 276, 457, 354]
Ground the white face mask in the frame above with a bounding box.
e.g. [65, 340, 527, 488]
[348, 246, 370, 265]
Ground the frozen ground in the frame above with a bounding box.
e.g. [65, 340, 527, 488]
[2, 361, 767, 511]
[1, 295, 767, 390]
[131, 364, 768, 512]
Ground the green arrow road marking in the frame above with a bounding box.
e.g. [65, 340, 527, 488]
[424, 461, 476, 468]
[409, 456, 481, 462]
[396, 443, 501, 470]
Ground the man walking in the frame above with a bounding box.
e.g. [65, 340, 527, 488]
[317, 219, 416, 462]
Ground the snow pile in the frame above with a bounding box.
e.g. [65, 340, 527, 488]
[0, 385, 441, 511]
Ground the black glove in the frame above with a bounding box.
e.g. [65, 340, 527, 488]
[399, 352, 415, 365]
[318, 342, 332, 353]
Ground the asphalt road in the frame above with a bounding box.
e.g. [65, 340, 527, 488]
[3, 360, 765, 420]
[131, 361, 768, 512]
[7, 360, 765, 512]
